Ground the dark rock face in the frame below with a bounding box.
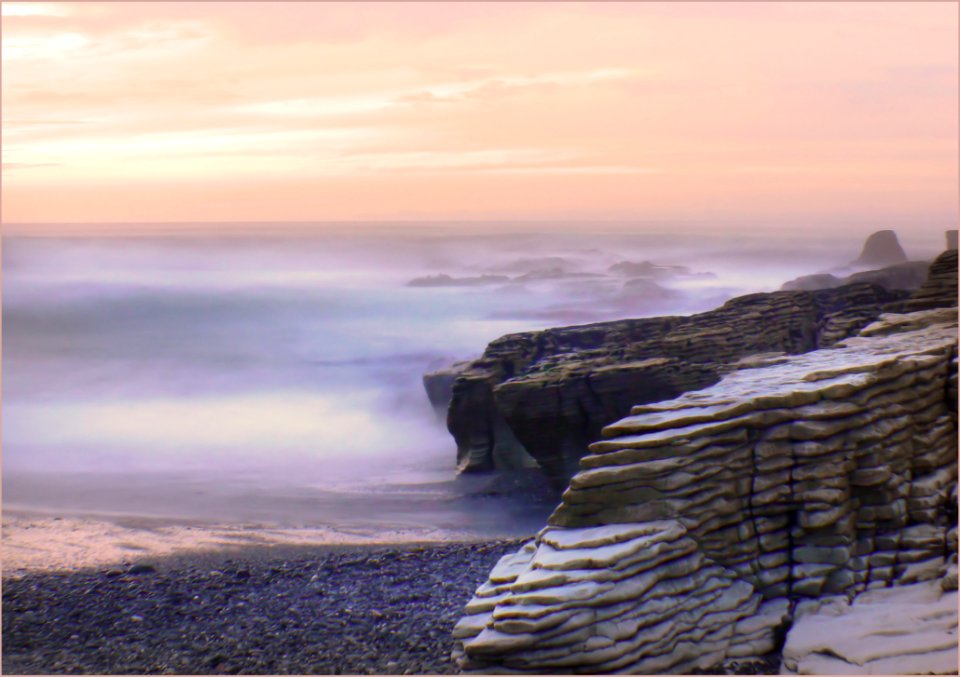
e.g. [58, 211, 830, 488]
[852, 230, 908, 267]
[423, 361, 472, 421]
[899, 249, 958, 312]
[448, 283, 908, 485]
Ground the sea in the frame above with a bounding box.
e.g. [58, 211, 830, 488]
[1, 222, 946, 537]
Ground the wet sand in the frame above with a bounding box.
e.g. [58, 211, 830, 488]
[1, 509, 521, 577]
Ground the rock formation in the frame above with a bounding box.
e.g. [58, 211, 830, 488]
[778, 273, 840, 292]
[899, 249, 958, 313]
[454, 307, 959, 674]
[447, 283, 907, 482]
[781, 577, 958, 674]
[851, 229, 908, 267]
[423, 361, 473, 421]
[781, 260, 930, 293]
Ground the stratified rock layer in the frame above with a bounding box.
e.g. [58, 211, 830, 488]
[900, 249, 958, 313]
[454, 308, 958, 674]
[448, 284, 906, 481]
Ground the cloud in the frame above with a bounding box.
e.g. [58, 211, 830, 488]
[1, 2, 956, 224]
[2, 162, 62, 172]
[1, 2, 73, 17]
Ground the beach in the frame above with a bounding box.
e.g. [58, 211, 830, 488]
[2, 511, 532, 674]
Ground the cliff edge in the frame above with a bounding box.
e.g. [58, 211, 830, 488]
[453, 306, 958, 674]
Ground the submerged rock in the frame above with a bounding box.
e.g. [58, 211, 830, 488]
[454, 308, 959, 674]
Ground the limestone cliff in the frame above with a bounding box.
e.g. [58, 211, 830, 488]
[448, 283, 907, 483]
[453, 307, 959, 674]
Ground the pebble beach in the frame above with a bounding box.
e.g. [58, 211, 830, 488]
[2, 520, 527, 675]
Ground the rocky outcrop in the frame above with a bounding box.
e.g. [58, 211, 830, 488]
[423, 361, 473, 421]
[852, 229, 908, 267]
[782, 260, 930, 292]
[779, 273, 840, 292]
[899, 249, 958, 312]
[447, 284, 907, 482]
[454, 308, 958, 674]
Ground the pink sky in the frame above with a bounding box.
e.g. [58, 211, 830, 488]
[2, 1, 957, 231]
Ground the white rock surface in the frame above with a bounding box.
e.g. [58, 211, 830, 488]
[781, 579, 958, 675]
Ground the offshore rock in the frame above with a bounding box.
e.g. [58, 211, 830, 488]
[454, 309, 958, 674]
[851, 229, 908, 267]
[447, 283, 906, 483]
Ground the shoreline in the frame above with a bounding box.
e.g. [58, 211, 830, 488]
[2, 536, 529, 675]
[2, 509, 529, 578]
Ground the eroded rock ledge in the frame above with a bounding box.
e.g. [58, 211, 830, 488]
[453, 308, 958, 674]
[448, 283, 908, 484]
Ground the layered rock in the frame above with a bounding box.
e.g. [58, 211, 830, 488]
[899, 249, 958, 312]
[780, 578, 958, 674]
[454, 308, 958, 674]
[852, 229, 908, 267]
[448, 283, 907, 481]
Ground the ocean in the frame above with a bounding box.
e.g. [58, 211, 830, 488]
[1, 223, 944, 536]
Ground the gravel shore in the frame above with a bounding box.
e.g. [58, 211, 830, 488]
[2, 539, 527, 675]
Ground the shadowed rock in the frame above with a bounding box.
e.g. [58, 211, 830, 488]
[423, 361, 473, 421]
[899, 249, 958, 312]
[447, 284, 907, 484]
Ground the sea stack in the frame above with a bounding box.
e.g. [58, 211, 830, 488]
[852, 230, 908, 267]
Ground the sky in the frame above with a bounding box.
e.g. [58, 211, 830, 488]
[1, 1, 958, 231]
